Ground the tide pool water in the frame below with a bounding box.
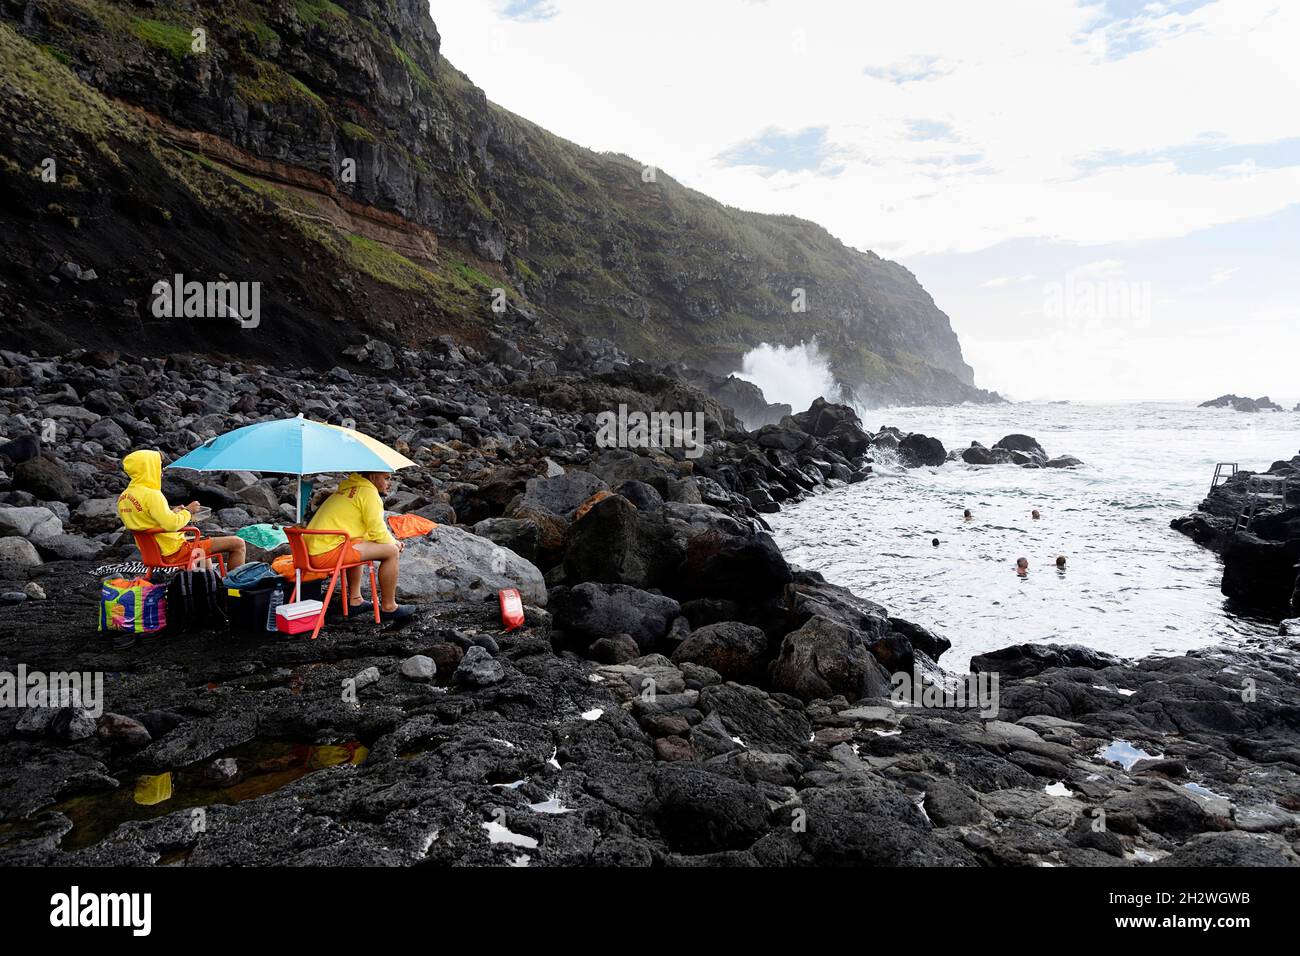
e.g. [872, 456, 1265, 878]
[768, 402, 1299, 670]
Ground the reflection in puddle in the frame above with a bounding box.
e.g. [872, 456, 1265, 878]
[482, 821, 538, 848]
[47, 740, 368, 851]
[528, 796, 574, 815]
[134, 773, 173, 806]
[1183, 781, 1227, 800]
[1095, 739, 1162, 770]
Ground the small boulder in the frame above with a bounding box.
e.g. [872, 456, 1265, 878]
[588, 633, 641, 664]
[671, 621, 769, 684]
[899, 434, 946, 467]
[13, 455, 77, 503]
[204, 757, 241, 787]
[454, 645, 505, 686]
[399, 655, 437, 682]
[96, 713, 152, 749]
[0, 537, 42, 575]
[549, 582, 680, 653]
[770, 615, 892, 703]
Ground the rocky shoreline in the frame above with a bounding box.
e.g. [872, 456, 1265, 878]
[1, 345, 1298, 866]
[1172, 457, 1300, 616]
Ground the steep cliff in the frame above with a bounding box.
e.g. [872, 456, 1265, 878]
[0, 0, 996, 405]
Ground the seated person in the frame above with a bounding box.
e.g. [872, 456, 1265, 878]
[118, 450, 246, 569]
[305, 472, 414, 622]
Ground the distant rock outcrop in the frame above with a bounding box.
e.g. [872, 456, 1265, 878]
[1172, 454, 1300, 615]
[1199, 395, 1284, 412]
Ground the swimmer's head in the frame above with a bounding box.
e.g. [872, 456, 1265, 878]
[1032, 509, 1041, 520]
[1016, 557, 1029, 571]
[963, 509, 972, 519]
[932, 538, 940, 548]
[1056, 555, 1067, 569]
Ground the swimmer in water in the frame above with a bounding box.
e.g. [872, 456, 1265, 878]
[932, 538, 940, 548]
[1056, 555, 1067, 570]
[1016, 557, 1029, 577]
[1032, 509, 1041, 520]
[964, 509, 972, 521]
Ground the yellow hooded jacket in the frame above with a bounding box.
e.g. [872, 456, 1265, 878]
[305, 474, 396, 556]
[117, 450, 191, 556]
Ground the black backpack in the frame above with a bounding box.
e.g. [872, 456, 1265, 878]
[164, 566, 228, 633]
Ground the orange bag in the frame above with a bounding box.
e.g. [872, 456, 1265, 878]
[386, 514, 437, 539]
[272, 553, 327, 582]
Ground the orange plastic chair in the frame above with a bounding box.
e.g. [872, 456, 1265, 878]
[284, 528, 381, 640]
[132, 527, 227, 577]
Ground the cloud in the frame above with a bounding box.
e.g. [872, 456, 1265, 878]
[715, 126, 834, 176]
[864, 55, 950, 84]
[498, 0, 559, 22]
[1068, 259, 1129, 279]
[432, 0, 1300, 400]
[980, 274, 1038, 288]
[905, 119, 958, 142]
[1072, 136, 1300, 176]
[1076, 0, 1218, 60]
[1210, 266, 1239, 284]
[435, 0, 1300, 257]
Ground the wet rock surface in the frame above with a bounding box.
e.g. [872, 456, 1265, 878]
[3, 557, 1297, 867]
[1172, 454, 1300, 616]
[0, 348, 1296, 867]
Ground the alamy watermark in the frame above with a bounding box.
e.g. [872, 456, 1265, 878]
[151, 273, 260, 328]
[1043, 263, 1152, 330]
[1, 665, 104, 718]
[891, 667, 999, 719]
[595, 403, 705, 459]
[50, 886, 151, 936]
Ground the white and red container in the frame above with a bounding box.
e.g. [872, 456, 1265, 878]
[498, 588, 524, 632]
[276, 599, 323, 636]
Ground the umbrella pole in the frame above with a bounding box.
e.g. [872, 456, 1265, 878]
[295, 477, 302, 600]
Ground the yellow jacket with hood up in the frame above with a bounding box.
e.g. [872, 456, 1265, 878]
[117, 450, 191, 556]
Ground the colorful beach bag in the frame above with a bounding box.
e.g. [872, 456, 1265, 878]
[99, 576, 168, 634]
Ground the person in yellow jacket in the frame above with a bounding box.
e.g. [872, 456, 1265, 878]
[306, 472, 413, 622]
[117, 450, 246, 569]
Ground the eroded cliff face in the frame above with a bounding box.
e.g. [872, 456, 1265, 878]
[0, 0, 994, 405]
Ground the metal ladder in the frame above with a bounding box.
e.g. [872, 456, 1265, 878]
[1209, 462, 1237, 497]
[1233, 473, 1300, 533]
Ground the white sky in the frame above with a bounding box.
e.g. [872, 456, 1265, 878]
[430, 0, 1300, 402]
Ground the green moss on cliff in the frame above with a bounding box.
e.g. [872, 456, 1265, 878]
[130, 18, 194, 59]
[293, 0, 348, 28]
[338, 121, 376, 143]
[0, 21, 129, 142]
[236, 58, 325, 109]
[343, 235, 438, 292]
[391, 41, 434, 93]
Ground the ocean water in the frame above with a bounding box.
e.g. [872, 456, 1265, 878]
[768, 402, 1300, 671]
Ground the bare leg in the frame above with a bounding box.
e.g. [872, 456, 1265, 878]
[351, 542, 401, 612]
[207, 535, 246, 569]
[345, 565, 365, 604]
